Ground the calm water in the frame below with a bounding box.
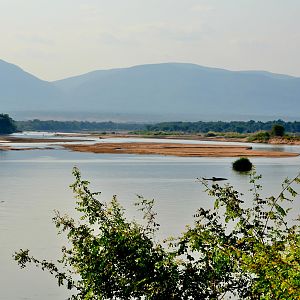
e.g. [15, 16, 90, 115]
[1, 136, 300, 299]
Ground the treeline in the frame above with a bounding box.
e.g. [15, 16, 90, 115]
[146, 120, 300, 133]
[16, 119, 147, 132]
[12, 118, 300, 134]
[0, 114, 17, 134]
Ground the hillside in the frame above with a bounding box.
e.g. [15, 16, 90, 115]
[0, 60, 63, 111]
[1, 60, 300, 121]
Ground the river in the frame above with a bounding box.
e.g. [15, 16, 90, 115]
[1, 133, 300, 299]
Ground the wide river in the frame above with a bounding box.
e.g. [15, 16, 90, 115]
[1, 133, 300, 299]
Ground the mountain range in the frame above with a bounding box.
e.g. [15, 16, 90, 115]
[1, 59, 300, 121]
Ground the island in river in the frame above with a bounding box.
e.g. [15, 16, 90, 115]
[62, 142, 298, 157]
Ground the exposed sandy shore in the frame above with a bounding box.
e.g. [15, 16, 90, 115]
[267, 137, 300, 145]
[62, 142, 298, 158]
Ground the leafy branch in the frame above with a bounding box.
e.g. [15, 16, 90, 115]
[14, 168, 300, 299]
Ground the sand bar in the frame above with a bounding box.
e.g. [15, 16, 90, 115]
[63, 142, 298, 158]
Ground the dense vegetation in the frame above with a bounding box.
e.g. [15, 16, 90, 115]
[16, 119, 146, 132]
[247, 131, 271, 142]
[0, 114, 17, 134]
[15, 119, 300, 134]
[145, 120, 300, 134]
[15, 168, 300, 299]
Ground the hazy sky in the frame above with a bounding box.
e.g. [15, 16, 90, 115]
[1, 0, 300, 81]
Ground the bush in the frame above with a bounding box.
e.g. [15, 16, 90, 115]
[232, 157, 253, 172]
[247, 131, 270, 142]
[14, 168, 300, 299]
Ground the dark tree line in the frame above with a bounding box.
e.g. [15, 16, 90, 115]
[16, 119, 147, 132]
[0, 114, 17, 134]
[146, 120, 300, 133]
[12, 118, 300, 134]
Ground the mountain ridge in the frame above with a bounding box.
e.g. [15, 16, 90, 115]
[53, 62, 300, 83]
[1, 59, 300, 121]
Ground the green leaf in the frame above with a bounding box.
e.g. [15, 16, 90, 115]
[274, 204, 286, 217]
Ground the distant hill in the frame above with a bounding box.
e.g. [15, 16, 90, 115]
[1, 60, 300, 121]
[0, 60, 63, 111]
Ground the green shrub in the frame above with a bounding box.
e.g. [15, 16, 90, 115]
[232, 157, 253, 172]
[247, 131, 270, 142]
[14, 168, 300, 299]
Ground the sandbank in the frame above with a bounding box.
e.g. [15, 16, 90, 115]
[62, 142, 298, 158]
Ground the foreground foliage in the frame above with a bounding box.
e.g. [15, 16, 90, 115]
[14, 168, 300, 299]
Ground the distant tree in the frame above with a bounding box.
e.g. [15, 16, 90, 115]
[271, 124, 285, 137]
[0, 114, 17, 134]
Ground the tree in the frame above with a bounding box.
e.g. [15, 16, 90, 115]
[232, 157, 253, 172]
[0, 113, 17, 134]
[14, 168, 300, 299]
[271, 124, 285, 137]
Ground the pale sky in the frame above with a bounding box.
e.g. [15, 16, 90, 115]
[1, 0, 300, 81]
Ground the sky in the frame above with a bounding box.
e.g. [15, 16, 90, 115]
[0, 0, 300, 81]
